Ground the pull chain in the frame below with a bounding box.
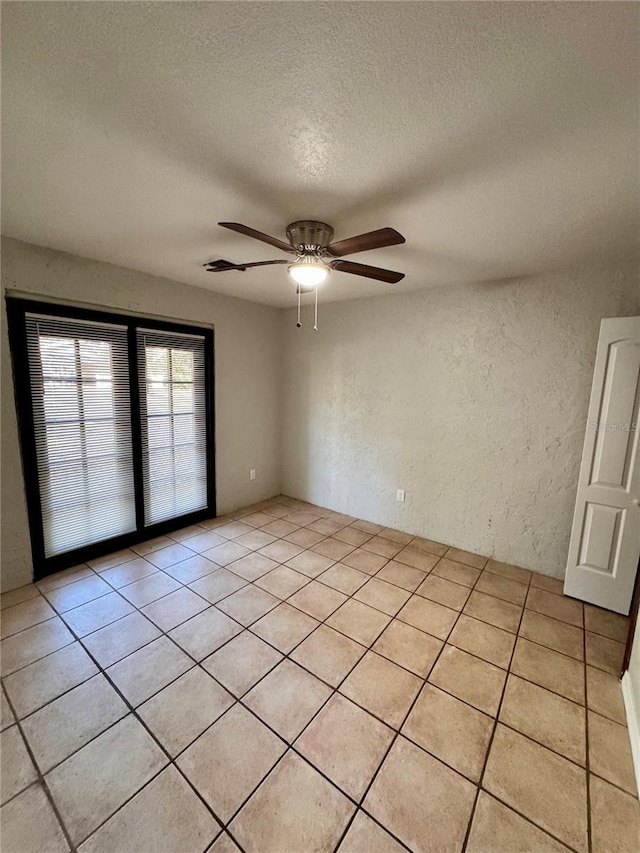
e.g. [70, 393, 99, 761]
[314, 283, 318, 331]
[296, 284, 301, 327]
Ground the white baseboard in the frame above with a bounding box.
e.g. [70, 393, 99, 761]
[621, 671, 640, 801]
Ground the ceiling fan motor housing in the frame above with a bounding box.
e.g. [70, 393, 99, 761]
[286, 220, 334, 253]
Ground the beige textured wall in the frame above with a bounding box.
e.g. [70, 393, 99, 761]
[281, 262, 640, 578]
[1, 238, 282, 591]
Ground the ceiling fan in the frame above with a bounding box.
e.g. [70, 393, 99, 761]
[204, 220, 406, 288]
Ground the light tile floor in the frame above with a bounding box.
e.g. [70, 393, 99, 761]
[1, 495, 639, 853]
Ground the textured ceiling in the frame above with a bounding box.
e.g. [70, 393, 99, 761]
[1, 2, 638, 307]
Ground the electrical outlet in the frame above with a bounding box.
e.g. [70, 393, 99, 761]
[396, 489, 405, 503]
[249, 469, 256, 481]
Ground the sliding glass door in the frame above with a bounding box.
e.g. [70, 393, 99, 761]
[7, 299, 215, 578]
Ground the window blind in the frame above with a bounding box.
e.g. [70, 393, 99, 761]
[25, 313, 136, 557]
[137, 328, 208, 526]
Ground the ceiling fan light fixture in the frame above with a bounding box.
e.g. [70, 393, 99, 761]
[288, 257, 329, 287]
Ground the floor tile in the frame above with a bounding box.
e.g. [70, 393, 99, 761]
[286, 550, 336, 578]
[228, 553, 280, 582]
[308, 518, 347, 536]
[291, 624, 366, 687]
[168, 523, 208, 543]
[144, 542, 196, 569]
[364, 735, 476, 853]
[444, 547, 487, 569]
[530, 573, 565, 595]
[340, 651, 421, 728]
[448, 614, 515, 669]
[38, 566, 95, 594]
[141, 586, 209, 631]
[318, 563, 370, 595]
[467, 791, 571, 853]
[463, 590, 522, 633]
[341, 548, 388, 575]
[180, 530, 226, 554]
[476, 572, 528, 606]
[431, 557, 481, 588]
[0, 726, 37, 805]
[188, 568, 247, 603]
[396, 594, 458, 640]
[526, 587, 583, 628]
[3, 641, 98, 718]
[296, 693, 394, 800]
[338, 811, 406, 853]
[372, 619, 442, 677]
[253, 565, 309, 597]
[333, 526, 373, 547]
[95, 557, 158, 589]
[511, 637, 585, 704]
[410, 536, 448, 556]
[312, 536, 357, 561]
[590, 773, 640, 853]
[402, 683, 493, 782]
[288, 580, 347, 620]
[499, 675, 586, 766]
[230, 750, 354, 853]
[130, 534, 174, 555]
[1, 617, 75, 675]
[81, 610, 160, 668]
[235, 529, 277, 551]
[380, 528, 413, 545]
[202, 540, 251, 566]
[354, 578, 411, 616]
[138, 667, 234, 756]
[106, 636, 193, 706]
[257, 539, 305, 563]
[376, 560, 427, 591]
[326, 599, 391, 645]
[585, 631, 625, 675]
[351, 519, 383, 535]
[118, 572, 181, 607]
[262, 519, 299, 538]
[519, 609, 584, 660]
[416, 574, 470, 611]
[0, 783, 69, 853]
[392, 546, 439, 573]
[584, 604, 629, 643]
[588, 710, 637, 795]
[1, 584, 41, 610]
[484, 558, 531, 585]
[216, 585, 280, 626]
[251, 602, 319, 653]
[169, 606, 242, 660]
[203, 632, 283, 697]
[360, 536, 402, 559]
[244, 660, 331, 741]
[208, 832, 242, 853]
[46, 715, 167, 845]
[43, 575, 111, 614]
[21, 673, 128, 773]
[88, 549, 137, 572]
[1, 688, 14, 731]
[286, 510, 322, 526]
[484, 724, 587, 851]
[1, 596, 57, 638]
[78, 766, 219, 853]
[242, 511, 277, 528]
[285, 527, 327, 547]
[429, 645, 506, 716]
[586, 665, 627, 724]
[162, 554, 220, 584]
[177, 703, 286, 822]
[61, 592, 134, 638]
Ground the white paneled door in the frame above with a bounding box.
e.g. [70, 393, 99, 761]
[564, 317, 640, 615]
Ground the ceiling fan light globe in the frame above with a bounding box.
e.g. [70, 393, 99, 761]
[288, 261, 328, 287]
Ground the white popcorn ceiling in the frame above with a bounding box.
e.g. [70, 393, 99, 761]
[1, 2, 638, 308]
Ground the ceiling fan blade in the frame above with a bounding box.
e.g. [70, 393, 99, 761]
[326, 227, 405, 257]
[204, 259, 289, 272]
[330, 259, 405, 283]
[218, 222, 294, 254]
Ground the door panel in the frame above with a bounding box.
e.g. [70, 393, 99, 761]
[565, 317, 640, 614]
